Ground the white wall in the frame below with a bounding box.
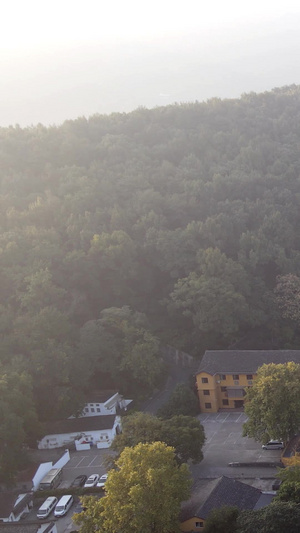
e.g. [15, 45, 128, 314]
[32, 462, 53, 491]
[38, 426, 117, 449]
[53, 449, 70, 469]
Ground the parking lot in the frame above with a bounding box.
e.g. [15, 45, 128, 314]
[24, 449, 112, 533]
[190, 412, 283, 489]
[59, 448, 113, 487]
[25, 412, 282, 531]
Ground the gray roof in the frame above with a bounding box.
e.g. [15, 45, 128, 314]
[254, 493, 275, 510]
[42, 414, 116, 436]
[180, 477, 261, 522]
[197, 350, 300, 375]
[0, 522, 54, 533]
[0, 493, 33, 519]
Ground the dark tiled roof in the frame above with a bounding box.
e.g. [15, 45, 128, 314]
[0, 493, 33, 519]
[197, 350, 300, 375]
[42, 414, 116, 436]
[180, 477, 261, 522]
[0, 522, 54, 533]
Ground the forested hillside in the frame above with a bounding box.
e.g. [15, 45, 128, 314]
[2, 85, 300, 479]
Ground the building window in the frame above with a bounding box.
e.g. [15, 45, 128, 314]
[202, 377, 208, 383]
[220, 374, 226, 381]
[96, 404, 100, 406]
[195, 522, 204, 528]
[221, 386, 227, 392]
[234, 381, 239, 386]
[233, 375, 239, 380]
[84, 407, 89, 412]
[96, 408, 101, 412]
[248, 380, 253, 385]
[205, 403, 212, 409]
[222, 399, 229, 406]
[246, 374, 253, 380]
[203, 390, 210, 396]
[91, 408, 95, 412]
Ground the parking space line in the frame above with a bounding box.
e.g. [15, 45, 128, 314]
[87, 456, 99, 467]
[205, 431, 217, 445]
[226, 432, 237, 444]
[74, 456, 88, 468]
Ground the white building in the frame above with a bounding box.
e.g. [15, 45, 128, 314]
[38, 414, 121, 450]
[71, 391, 132, 418]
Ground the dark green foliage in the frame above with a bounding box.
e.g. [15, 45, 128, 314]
[204, 506, 239, 532]
[111, 411, 205, 464]
[237, 502, 300, 533]
[34, 486, 104, 499]
[275, 481, 300, 504]
[3, 86, 300, 477]
[157, 384, 199, 419]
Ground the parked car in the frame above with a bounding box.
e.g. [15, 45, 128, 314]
[262, 440, 284, 450]
[84, 474, 100, 487]
[71, 475, 87, 488]
[96, 474, 108, 489]
[37, 497, 58, 519]
[54, 495, 74, 517]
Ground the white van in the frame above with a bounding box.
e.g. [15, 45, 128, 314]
[54, 495, 74, 517]
[37, 497, 58, 519]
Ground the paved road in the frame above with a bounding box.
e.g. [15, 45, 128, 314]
[142, 360, 198, 415]
[190, 413, 283, 490]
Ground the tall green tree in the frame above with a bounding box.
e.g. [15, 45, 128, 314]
[203, 506, 239, 533]
[74, 441, 191, 533]
[78, 306, 164, 393]
[275, 274, 300, 323]
[275, 481, 300, 504]
[111, 412, 205, 464]
[243, 362, 300, 443]
[157, 384, 199, 419]
[237, 502, 300, 533]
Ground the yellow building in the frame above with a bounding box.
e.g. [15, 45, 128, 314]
[196, 350, 300, 413]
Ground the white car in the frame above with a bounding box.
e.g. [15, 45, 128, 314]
[262, 440, 284, 450]
[84, 474, 100, 487]
[96, 474, 108, 489]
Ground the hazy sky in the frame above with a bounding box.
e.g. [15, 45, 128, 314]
[2, 0, 300, 126]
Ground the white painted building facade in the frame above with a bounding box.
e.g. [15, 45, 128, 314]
[70, 391, 132, 418]
[38, 415, 121, 450]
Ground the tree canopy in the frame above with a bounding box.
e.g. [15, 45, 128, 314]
[73, 441, 191, 533]
[243, 362, 300, 443]
[111, 411, 205, 464]
[157, 384, 199, 419]
[4, 86, 300, 478]
[237, 502, 300, 533]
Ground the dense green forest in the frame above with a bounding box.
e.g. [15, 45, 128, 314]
[2, 85, 300, 479]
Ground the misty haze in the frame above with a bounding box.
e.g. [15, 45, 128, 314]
[1, 14, 300, 126]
